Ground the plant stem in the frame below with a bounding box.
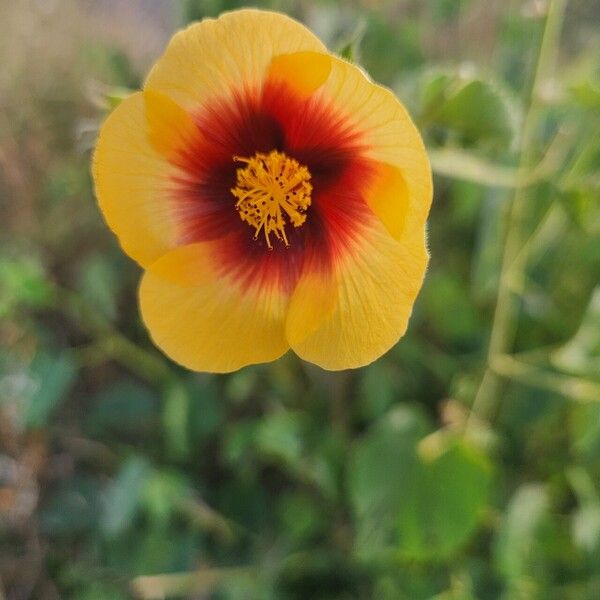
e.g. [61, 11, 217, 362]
[468, 0, 568, 429]
[489, 353, 600, 404]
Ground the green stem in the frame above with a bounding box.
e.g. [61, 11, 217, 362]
[468, 0, 568, 429]
[489, 354, 600, 404]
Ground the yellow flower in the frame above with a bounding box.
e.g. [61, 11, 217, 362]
[92, 9, 432, 373]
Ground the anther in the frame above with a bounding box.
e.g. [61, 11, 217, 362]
[230, 150, 312, 249]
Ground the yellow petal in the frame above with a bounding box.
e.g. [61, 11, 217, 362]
[144, 89, 200, 161]
[139, 243, 289, 373]
[365, 163, 410, 241]
[316, 57, 433, 239]
[287, 221, 429, 371]
[146, 242, 213, 286]
[93, 92, 180, 267]
[268, 51, 331, 96]
[285, 268, 338, 347]
[145, 9, 327, 111]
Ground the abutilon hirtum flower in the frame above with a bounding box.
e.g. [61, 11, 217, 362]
[93, 9, 432, 373]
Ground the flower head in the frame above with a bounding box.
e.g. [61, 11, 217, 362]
[93, 9, 432, 372]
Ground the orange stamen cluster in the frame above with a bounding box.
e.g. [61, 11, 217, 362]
[231, 150, 312, 249]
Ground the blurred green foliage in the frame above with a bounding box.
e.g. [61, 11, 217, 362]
[1, 0, 600, 598]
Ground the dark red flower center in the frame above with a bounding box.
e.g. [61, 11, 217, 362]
[169, 78, 376, 293]
[231, 150, 313, 249]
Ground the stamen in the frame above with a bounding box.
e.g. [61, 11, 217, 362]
[231, 150, 312, 249]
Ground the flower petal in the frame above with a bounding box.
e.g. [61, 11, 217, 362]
[93, 92, 181, 267]
[363, 163, 410, 241]
[144, 89, 200, 161]
[139, 243, 289, 373]
[144, 9, 326, 111]
[285, 268, 338, 347]
[286, 220, 429, 371]
[267, 51, 331, 96]
[316, 57, 432, 239]
[146, 242, 213, 286]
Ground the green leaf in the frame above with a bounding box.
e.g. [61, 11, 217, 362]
[162, 381, 191, 460]
[363, 14, 423, 82]
[358, 362, 400, 420]
[570, 402, 600, 462]
[223, 419, 258, 467]
[336, 21, 366, 64]
[255, 411, 304, 468]
[76, 253, 119, 321]
[559, 187, 598, 230]
[422, 272, 483, 347]
[558, 135, 600, 229]
[277, 492, 325, 543]
[85, 379, 159, 437]
[40, 476, 101, 535]
[563, 136, 600, 189]
[396, 439, 492, 560]
[552, 286, 600, 378]
[142, 470, 189, 526]
[225, 368, 259, 403]
[420, 69, 519, 149]
[0, 257, 55, 318]
[101, 456, 151, 539]
[439, 79, 516, 146]
[430, 0, 470, 22]
[25, 350, 78, 428]
[569, 80, 600, 110]
[494, 483, 549, 583]
[104, 86, 135, 109]
[348, 406, 428, 562]
[188, 375, 224, 439]
[568, 468, 600, 553]
[349, 407, 492, 562]
[74, 582, 127, 600]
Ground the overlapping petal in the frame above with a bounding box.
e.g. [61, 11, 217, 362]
[315, 55, 432, 239]
[262, 49, 431, 244]
[93, 93, 183, 267]
[139, 242, 289, 373]
[144, 9, 327, 111]
[267, 51, 332, 96]
[286, 219, 428, 371]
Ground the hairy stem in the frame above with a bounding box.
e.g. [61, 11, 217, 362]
[468, 0, 568, 429]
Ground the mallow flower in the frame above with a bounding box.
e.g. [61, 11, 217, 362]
[93, 9, 432, 372]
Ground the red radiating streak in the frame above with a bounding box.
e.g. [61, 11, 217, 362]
[168, 78, 377, 294]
